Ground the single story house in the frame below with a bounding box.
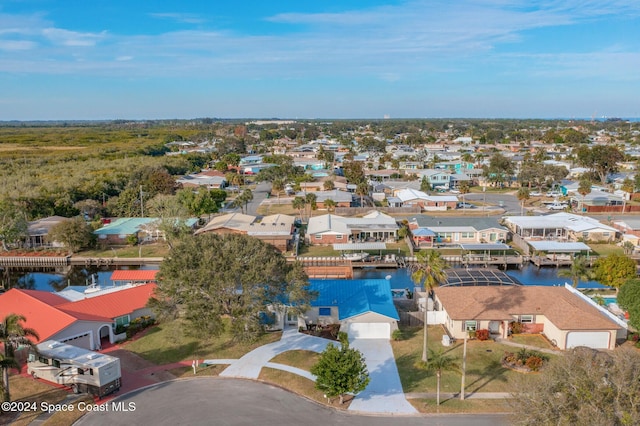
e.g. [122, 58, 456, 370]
[408, 216, 507, 248]
[434, 285, 623, 350]
[301, 279, 400, 340]
[612, 218, 640, 238]
[176, 172, 226, 189]
[0, 284, 156, 350]
[26, 216, 70, 248]
[94, 217, 198, 245]
[196, 213, 296, 252]
[306, 210, 399, 245]
[395, 188, 458, 211]
[503, 213, 618, 244]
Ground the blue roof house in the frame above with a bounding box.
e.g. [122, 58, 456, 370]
[303, 279, 400, 340]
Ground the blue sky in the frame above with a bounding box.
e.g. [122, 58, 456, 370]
[1, 0, 639, 120]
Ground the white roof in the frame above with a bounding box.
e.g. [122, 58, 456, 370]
[36, 340, 120, 369]
[505, 213, 616, 233]
[528, 241, 591, 252]
[307, 211, 398, 235]
[333, 243, 387, 251]
[396, 188, 458, 203]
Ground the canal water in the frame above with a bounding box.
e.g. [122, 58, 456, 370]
[3, 265, 159, 293]
[4, 263, 607, 293]
[355, 265, 608, 290]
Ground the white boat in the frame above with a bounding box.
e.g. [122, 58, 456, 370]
[342, 252, 369, 261]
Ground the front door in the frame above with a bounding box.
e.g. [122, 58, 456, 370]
[286, 312, 297, 325]
[488, 321, 500, 335]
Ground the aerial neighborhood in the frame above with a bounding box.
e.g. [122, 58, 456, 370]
[1, 118, 640, 423]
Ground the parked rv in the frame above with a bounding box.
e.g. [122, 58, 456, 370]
[28, 340, 121, 398]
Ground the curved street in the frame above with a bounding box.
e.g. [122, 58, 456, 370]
[75, 378, 511, 426]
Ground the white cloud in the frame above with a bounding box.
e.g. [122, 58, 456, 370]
[41, 28, 106, 47]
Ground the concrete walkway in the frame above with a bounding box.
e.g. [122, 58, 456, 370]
[216, 327, 333, 379]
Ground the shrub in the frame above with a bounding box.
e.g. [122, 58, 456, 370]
[510, 321, 525, 334]
[525, 356, 544, 372]
[392, 329, 404, 341]
[476, 329, 490, 341]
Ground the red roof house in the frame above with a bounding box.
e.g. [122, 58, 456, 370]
[0, 284, 157, 351]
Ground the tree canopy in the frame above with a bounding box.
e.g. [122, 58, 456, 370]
[512, 347, 640, 426]
[618, 278, 640, 330]
[47, 216, 95, 254]
[151, 233, 315, 341]
[575, 145, 624, 185]
[592, 253, 637, 291]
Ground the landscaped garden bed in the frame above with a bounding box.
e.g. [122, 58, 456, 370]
[299, 323, 341, 341]
[502, 348, 550, 373]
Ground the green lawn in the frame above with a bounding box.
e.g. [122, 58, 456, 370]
[77, 243, 170, 258]
[391, 326, 554, 394]
[298, 241, 412, 258]
[588, 243, 624, 257]
[509, 334, 554, 349]
[123, 318, 281, 364]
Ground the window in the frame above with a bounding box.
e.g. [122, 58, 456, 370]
[520, 315, 534, 324]
[314, 235, 323, 240]
[38, 356, 49, 365]
[77, 368, 85, 375]
[336, 235, 343, 240]
[115, 315, 130, 328]
[53, 359, 61, 368]
[319, 307, 331, 316]
[461, 232, 474, 239]
[465, 321, 477, 332]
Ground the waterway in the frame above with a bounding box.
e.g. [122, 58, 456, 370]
[354, 265, 608, 290]
[4, 263, 607, 293]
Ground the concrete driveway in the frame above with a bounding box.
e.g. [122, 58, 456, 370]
[348, 339, 417, 414]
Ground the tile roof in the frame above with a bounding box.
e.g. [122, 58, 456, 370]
[110, 270, 158, 282]
[434, 286, 619, 330]
[57, 284, 157, 320]
[309, 279, 399, 321]
[0, 289, 90, 342]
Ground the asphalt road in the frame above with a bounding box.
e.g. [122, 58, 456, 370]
[75, 378, 511, 426]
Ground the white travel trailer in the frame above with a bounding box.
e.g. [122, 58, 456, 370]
[27, 340, 121, 398]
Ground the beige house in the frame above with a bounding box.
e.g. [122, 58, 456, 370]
[434, 285, 623, 350]
[196, 213, 296, 252]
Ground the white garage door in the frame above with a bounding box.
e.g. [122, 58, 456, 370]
[347, 323, 390, 339]
[566, 331, 610, 349]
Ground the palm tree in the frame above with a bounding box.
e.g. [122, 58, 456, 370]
[410, 250, 447, 362]
[578, 178, 591, 214]
[417, 348, 460, 406]
[1, 314, 39, 402]
[558, 255, 591, 288]
[517, 187, 530, 215]
[292, 196, 306, 223]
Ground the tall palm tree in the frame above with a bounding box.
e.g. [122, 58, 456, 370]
[417, 348, 460, 406]
[1, 314, 39, 402]
[292, 196, 306, 223]
[558, 255, 591, 287]
[410, 250, 447, 362]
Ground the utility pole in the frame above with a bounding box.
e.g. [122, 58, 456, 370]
[460, 334, 468, 400]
